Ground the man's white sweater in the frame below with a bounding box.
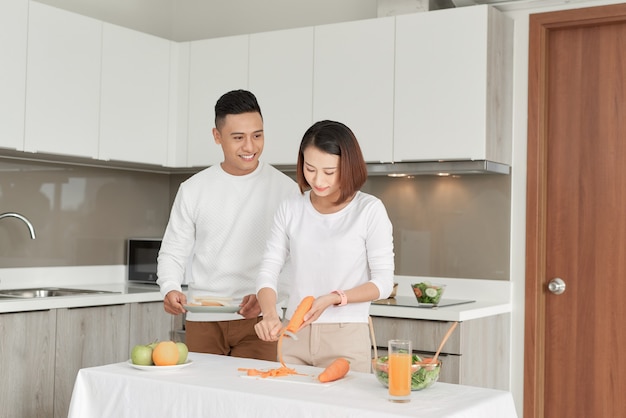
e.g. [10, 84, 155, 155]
[157, 162, 298, 321]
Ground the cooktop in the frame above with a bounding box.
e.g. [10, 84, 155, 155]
[372, 296, 475, 309]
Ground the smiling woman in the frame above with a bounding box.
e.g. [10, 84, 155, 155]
[255, 120, 395, 373]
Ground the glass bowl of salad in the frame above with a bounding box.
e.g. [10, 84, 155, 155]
[411, 282, 446, 306]
[372, 355, 441, 391]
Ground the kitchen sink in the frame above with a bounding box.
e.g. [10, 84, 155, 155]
[0, 287, 119, 299]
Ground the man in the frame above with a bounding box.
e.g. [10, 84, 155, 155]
[157, 89, 298, 360]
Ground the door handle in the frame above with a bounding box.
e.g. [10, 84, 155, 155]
[548, 278, 566, 295]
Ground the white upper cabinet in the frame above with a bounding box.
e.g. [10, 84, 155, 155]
[249, 27, 314, 166]
[393, 5, 513, 164]
[24, 2, 102, 158]
[313, 17, 395, 163]
[166, 42, 190, 168]
[0, 0, 28, 151]
[99, 24, 171, 165]
[187, 35, 249, 167]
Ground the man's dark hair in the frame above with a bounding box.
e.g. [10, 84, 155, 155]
[214, 89, 263, 130]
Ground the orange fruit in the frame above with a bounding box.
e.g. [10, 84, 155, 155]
[152, 341, 179, 366]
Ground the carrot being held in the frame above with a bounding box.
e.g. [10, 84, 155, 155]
[284, 295, 315, 335]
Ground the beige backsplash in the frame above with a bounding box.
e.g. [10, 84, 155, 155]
[0, 158, 509, 280]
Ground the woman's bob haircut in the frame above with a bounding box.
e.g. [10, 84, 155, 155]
[296, 120, 368, 205]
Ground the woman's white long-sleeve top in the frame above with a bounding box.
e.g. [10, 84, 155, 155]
[257, 190, 395, 323]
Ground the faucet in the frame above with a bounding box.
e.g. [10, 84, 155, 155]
[0, 212, 36, 239]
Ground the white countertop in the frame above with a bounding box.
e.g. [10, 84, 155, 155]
[0, 282, 164, 313]
[68, 352, 518, 418]
[0, 268, 512, 321]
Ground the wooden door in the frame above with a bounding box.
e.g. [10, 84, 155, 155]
[525, 4, 626, 418]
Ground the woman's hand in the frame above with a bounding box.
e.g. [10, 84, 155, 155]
[254, 312, 283, 341]
[300, 294, 337, 328]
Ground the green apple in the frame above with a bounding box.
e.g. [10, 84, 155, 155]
[176, 342, 189, 364]
[131, 344, 154, 366]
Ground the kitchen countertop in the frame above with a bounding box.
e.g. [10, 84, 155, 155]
[0, 282, 164, 313]
[0, 268, 512, 321]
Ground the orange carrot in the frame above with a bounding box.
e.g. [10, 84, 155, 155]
[285, 296, 315, 334]
[318, 357, 350, 383]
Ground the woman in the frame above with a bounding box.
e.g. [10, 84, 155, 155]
[254, 120, 395, 372]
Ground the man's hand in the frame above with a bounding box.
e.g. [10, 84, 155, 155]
[163, 290, 187, 315]
[238, 293, 262, 319]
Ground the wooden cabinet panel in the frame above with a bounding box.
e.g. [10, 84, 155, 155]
[313, 17, 395, 163]
[371, 314, 510, 390]
[249, 27, 314, 165]
[54, 304, 130, 418]
[0, 0, 28, 151]
[371, 316, 462, 354]
[129, 301, 175, 347]
[187, 35, 249, 167]
[458, 313, 510, 389]
[24, 2, 102, 158]
[0, 310, 56, 418]
[99, 24, 171, 165]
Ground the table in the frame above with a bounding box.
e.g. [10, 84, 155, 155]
[68, 353, 518, 418]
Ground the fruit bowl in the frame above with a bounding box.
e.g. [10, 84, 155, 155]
[372, 355, 441, 391]
[411, 282, 446, 306]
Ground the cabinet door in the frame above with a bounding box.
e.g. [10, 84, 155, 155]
[313, 17, 395, 163]
[394, 6, 512, 163]
[54, 305, 130, 418]
[0, 310, 56, 418]
[129, 301, 175, 348]
[249, 27, 314, 165]
[187, 35, 249, 167]
[24, 2, 102, 158]
[0, 0, 27, 151]
[99, 24, 171, 165]
[166, 42, 190, 168]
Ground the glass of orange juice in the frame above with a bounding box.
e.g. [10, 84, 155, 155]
[388, 339, 412, 402]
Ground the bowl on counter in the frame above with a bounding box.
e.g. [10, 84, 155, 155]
[411, 282, 446, 306]
[372, 355, 441, 391]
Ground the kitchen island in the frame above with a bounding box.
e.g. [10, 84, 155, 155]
[68, 352, 517, 418]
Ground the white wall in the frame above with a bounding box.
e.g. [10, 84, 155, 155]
[500, 0, 624, 415]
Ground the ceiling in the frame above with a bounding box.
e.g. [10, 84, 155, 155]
[32, 0, 605, 41]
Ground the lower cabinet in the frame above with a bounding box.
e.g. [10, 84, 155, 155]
[129, 301, 179, 348]
[0, 301, 179, 418]
[370, 314, 510, 390]
[54, 304, 131, 418]
[0, 310, 56, 418]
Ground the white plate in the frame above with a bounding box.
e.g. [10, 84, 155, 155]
[184, 304, 240, 313]
[127, 359, 193, 371]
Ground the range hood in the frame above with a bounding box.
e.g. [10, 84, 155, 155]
[276, 160, 510, 177]
[365, 160, 510, 176]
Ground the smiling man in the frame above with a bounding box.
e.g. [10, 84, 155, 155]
[157, 90, 298, 361]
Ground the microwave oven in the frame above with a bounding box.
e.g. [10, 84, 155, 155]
[127, 238, 161, 285]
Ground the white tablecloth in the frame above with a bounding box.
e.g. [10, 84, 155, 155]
[68, 353, 518, 418]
